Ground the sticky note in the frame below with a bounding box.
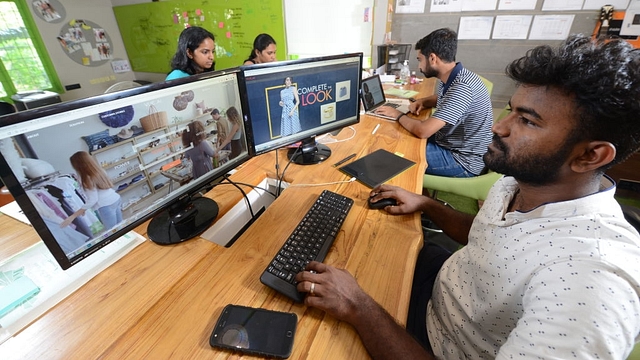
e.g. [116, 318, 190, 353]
[196, 9, 202, 15]
[226, 31, 231, 38]
[0, 276, 40, 318]
[218, 22, 224, 28]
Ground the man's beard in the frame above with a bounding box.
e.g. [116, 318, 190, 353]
[483, 135, 575, 186]
[420, 67, 437, 78]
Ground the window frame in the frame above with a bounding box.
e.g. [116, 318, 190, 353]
[0, 0, 63, 103]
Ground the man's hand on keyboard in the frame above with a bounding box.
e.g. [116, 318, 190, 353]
[295, 261, 367, 324]
[297, 261, 436, 360]
[374, 105, 403, 119]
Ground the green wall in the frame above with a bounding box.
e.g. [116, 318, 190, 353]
[113, 0, 286, 74]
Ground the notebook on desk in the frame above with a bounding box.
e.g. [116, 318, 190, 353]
[338, 149, 416, 188]
[361, 75, 410, 120]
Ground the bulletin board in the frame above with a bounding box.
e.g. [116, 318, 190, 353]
[112, 0, 286, 74]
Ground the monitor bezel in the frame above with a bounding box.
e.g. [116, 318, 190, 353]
[240, 52, 363, 157]
[0, 69, 251, 269]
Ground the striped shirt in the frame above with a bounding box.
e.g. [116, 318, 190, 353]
[431, 63, 493, 175]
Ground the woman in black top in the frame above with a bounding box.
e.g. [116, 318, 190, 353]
[243, 33, 277, 65]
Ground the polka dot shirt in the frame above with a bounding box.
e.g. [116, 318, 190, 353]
[427, 176, 640, 359]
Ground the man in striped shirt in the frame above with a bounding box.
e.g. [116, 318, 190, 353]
[375, 28, 493, 178]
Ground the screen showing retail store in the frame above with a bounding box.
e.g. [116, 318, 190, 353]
[0, 70, 251, 269]
[242, 53, 362, 164]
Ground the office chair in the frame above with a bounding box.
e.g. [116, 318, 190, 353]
[0, 101, 16, 117]
[478, 75, 493, 98]
[424, 171, 503, 210]
[104, 81, 142, 94]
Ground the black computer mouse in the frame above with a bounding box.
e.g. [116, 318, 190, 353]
[367, 196, 397, 209]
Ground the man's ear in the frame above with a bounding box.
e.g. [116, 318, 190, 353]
[570, 141, 616, 173]
[429, 53, 438, 65]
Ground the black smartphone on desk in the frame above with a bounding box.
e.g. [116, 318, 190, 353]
[210, 304, 297, 358]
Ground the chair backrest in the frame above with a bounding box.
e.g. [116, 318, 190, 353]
[0, 101, 16, 117]
[495, 104, 510, 123]
[478, 75, 493, 97]
[423, 171, 503, 201]
[104, 81, 142, 94]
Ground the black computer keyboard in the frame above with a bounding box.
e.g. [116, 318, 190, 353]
[260, 190, 354, 302]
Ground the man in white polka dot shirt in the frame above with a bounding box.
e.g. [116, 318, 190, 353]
[295, 34, 640, 359]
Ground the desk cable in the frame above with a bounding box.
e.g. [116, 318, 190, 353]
[316, 126, 357, 144]
[277, 146, 301, 197]
[274, 126, 356, 195]
[225, 182, 277, 198]
[222, 174, 255, 219]
[274, 148, 281, 183]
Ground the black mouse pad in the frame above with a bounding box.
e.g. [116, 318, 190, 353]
[338, 149, 416, 188]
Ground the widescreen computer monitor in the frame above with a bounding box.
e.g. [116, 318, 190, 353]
[0, 70, 251, 269]
[242, 53, 362, 165]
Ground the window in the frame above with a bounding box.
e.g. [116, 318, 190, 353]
[0, 0, 62, 102]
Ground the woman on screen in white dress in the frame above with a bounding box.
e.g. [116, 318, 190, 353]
[279, 77, 301, 136]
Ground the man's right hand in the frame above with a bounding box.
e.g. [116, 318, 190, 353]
[409, 95, 437, 116]
[295, 261, 367, 325]
[369, 184, 427, 215]
[409, 100, 425, 115]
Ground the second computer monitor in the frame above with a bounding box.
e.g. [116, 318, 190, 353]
[242, 53, 362, 164]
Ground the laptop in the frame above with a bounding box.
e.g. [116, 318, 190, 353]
[361, 75, 411, 120]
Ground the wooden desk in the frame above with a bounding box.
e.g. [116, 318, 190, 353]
[0, 80, 434, 360]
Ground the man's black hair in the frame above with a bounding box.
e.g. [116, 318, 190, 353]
[415, 28, 457, 63]
[506, 34, 640, 169]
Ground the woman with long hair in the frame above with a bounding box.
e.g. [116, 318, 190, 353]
[61, 151, 122, 230]
[166, 26, 215, 80]
[216, 106, 243, 159]
[243, 33, 277, 65]
[182, 120, 216, 179]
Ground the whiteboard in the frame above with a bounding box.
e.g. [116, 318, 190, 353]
[284, 0, 374, 59]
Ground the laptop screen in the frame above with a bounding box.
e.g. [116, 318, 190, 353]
[361, 75, 387, 111]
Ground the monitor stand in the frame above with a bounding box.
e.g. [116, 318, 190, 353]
[287, 136, 331, 165]
[147, 197, 219, 245]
